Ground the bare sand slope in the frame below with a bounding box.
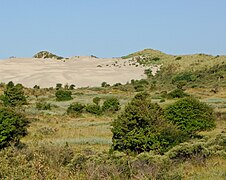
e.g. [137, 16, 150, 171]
[0, 56, 157, 88]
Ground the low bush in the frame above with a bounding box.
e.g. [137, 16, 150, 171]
[85, 104, 102, 115]
[167, 89, 188, 99]
[55, 90, 73, 101]
[102, 98, 120, 112]
[67, 103, 85, 115]
[165, 97, 216, 136]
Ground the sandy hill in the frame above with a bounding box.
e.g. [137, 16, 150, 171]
[0, 49, 225, 88]
[0, 52, 149, 88]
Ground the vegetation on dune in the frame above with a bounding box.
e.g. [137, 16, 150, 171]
[0, 49, 225, 179]
[33, 51, 64, 60]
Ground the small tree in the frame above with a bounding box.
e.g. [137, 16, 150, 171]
[1, 81, 27, 107]
[55, 90, 73, 101]
[102, 97, 120, 112]
[0, 107, 29, 149]
[111, 92, 182, 154]
[164, 97, 216, 136]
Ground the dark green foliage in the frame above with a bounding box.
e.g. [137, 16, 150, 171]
[164, 97, 216, 136]
[1, 81, 27, 107]
[55, 90, 72, 101]
[102, 98, 120, 112]
[85, 104, 102, 115]
[101, 82, 110, 87]
[56, 83, 62, 90]
[69, 84, 75, 90]
[67, 103, 85, 115]
[113, 83, 122, 87]
[175, 56, 182, 60]
[172, 72, 197, 84]
[111, 92, 182, 154]
[93, 97, 101, 105]
[33, 85, 40, 89]
[36, 102, 51, 110]
[0, 107, 29, 149]
[167, 89, 188, 99]
[144, 68, 153, 78]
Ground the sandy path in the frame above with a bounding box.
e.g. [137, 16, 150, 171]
[0, 56, 157, 88]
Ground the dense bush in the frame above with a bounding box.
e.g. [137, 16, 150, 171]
[0, 81, 27, 107]
[85, 104, 102, 115]
[0, 107, 29, 149]
[36, 102, 51, 110]
[102, 98, 120, 112]
[67, 103, 85, 115]
[55, 90, 73, 101]
[111, 92, 182, 154]
[167, 89, 188, 99]
[164, 97, 216, 136]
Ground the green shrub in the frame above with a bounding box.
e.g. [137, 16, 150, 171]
[172, 72, 196, 84]
[164, 97, 216, 136]
[93, 97, 101, 105]
[167, 89, 188, 99]
[1, 81, 27, 107]
[111, 92, 182, 154]
[56, 83, 62, 90]
[36, 102, 51, 110]
[101, 82, 110, 87]
[165, 141, 210, 161]
[55, 90, 73, 101]
[69, 84, 75, 90]
[102, 98, 120, 112]
[85, 104, 102, 115]
[67, 103, 85, 115]
[0, 107, 29, 149]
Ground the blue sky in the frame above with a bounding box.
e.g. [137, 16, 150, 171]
[0, 0, 225, 59]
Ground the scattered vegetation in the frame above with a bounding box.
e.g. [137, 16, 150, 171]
[33, 51, 64, 60]
[0, 49, 225, 179]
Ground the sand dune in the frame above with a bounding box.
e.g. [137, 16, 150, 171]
[0, 56, 158, 88]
